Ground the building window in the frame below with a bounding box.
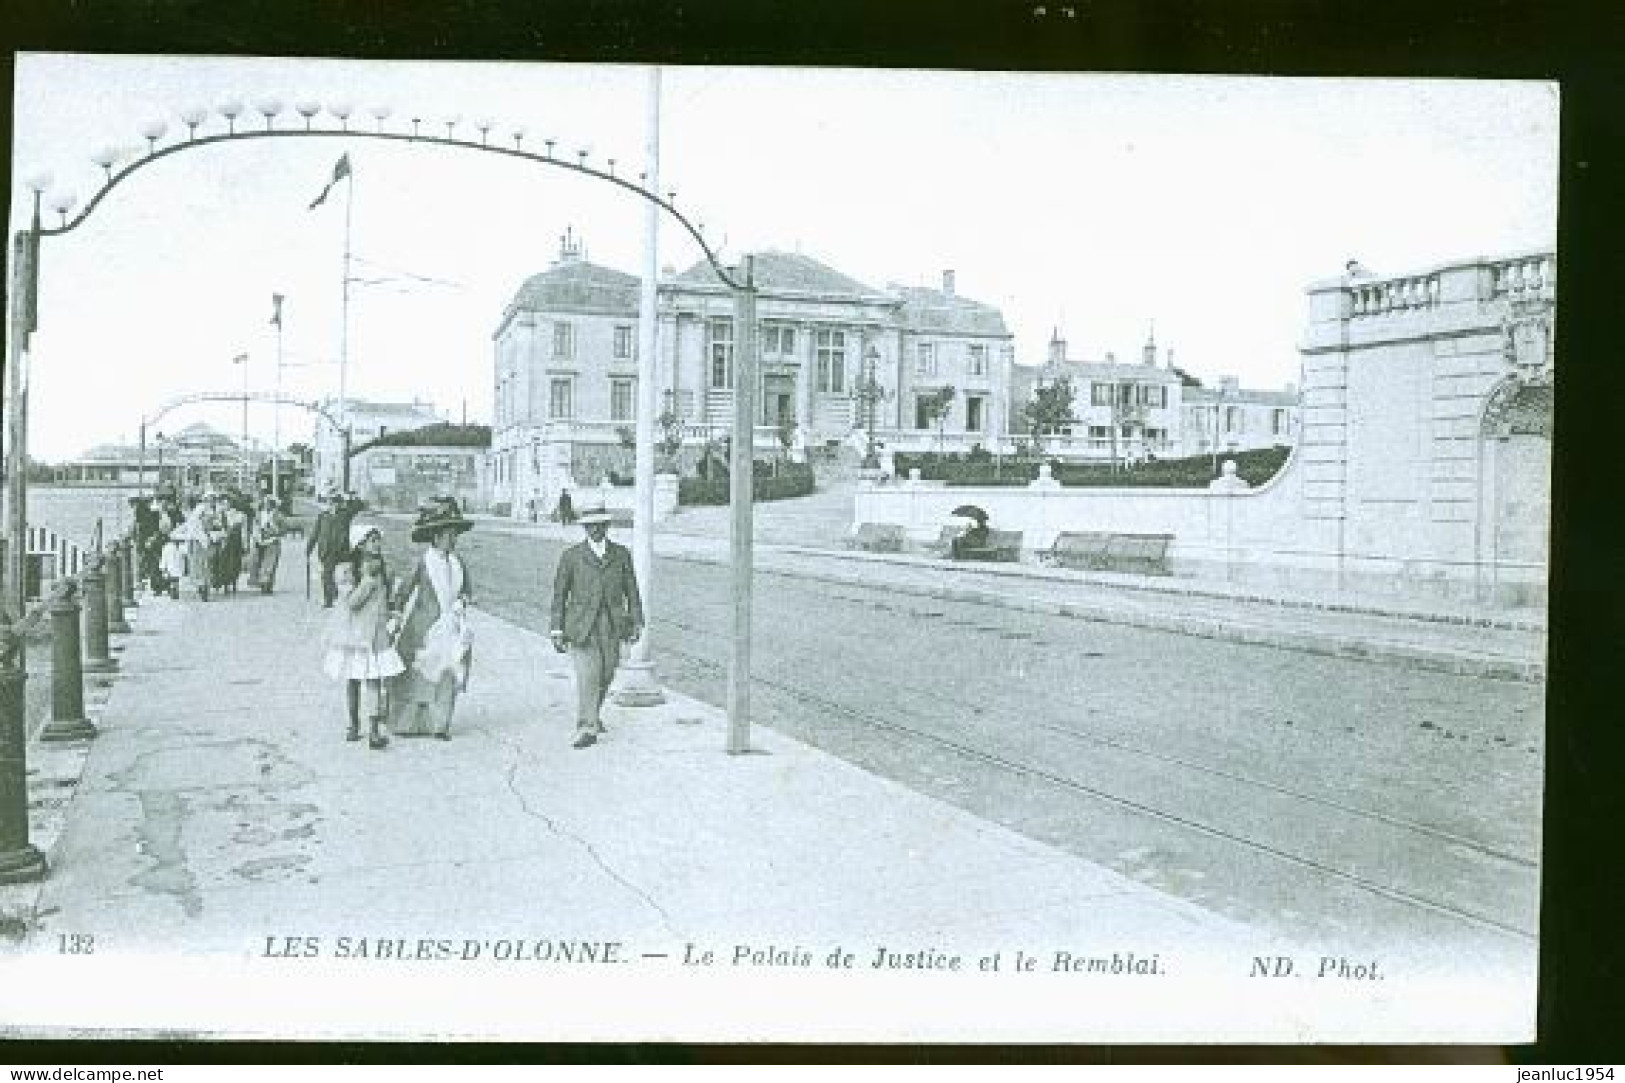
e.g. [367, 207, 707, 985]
[614, 325, 634, 359]
[708, 318, 734, 388]
[1141, 385, 1167, 408]
[1272, 409, 1290, 436]
[914, 395, 934, 430]
[1225, 406, 1243, 433]
[1091, 383, 1114, 407]
[1088, 425, 1111, 441]
[764, 325, 796, 355]
[549, 377, 574, 419]
[968, 344, 987, 377]
[816, 329, 847, 393]
[915, 342, 936, 378]
[610, 378, 635, 422]
[553, 321, 575, 360]
[965, 395, 985, 432]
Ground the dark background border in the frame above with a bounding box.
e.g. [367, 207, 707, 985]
[2, 0, 1620, 1065]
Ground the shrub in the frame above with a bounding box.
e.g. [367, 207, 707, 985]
[678, 462, 816, 505]
[892, 446, 1293, 488]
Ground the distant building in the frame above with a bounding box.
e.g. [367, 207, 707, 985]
[312, 397, 444, 493]
[1181, 376, 1299, 458]
[350, 424, 491, 513]
[55, 422, 257, 491]
[488, 230, 1016, 519]
[1009, 330, 1298, 462]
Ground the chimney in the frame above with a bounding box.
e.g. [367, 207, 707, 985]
[1048, 328, 1066, 366]
[557, 226, 583, 265]
[942, 269, 956, 296]
[1142, 327, 1157, 367]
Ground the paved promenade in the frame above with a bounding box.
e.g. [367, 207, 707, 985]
[0, 578, 1328, 1042]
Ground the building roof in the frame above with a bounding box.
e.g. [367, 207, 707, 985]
[1018, 359, 1182, 385]
[1183, 386, 1299, 406]
[893, 286, 1011, 338]
[509, 259, 641, 317]
[670, 250, 888, 301]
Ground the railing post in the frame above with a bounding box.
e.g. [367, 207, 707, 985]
[40, 581, 94, 742]
[82, 555, 117, 674]
[104, 539, 131, 634]
[0, 624, 47, 883]
[106, 541, 132, 635]
[121, 535, 137, 608]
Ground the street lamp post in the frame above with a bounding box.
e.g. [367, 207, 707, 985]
[855, 344, 885, 476]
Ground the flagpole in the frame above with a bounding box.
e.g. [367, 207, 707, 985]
[338, 164, 353, 492]
[272, 295, 283, 502]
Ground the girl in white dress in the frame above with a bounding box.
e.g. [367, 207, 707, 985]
[322, 523, 405, 749]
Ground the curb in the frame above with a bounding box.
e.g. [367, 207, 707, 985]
[660, 549, 1546, 685]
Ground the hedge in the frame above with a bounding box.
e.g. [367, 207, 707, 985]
[679, 462, 817, 505]
[892, 445, 1292, 488]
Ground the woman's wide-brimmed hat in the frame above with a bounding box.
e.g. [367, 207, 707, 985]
[411, 497, 475, 543]
[348, 521, 381, 553]
[575, 504, 613, 526]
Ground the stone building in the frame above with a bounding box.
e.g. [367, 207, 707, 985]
[311, 397, 444, 494]
[488, 231, 1016, 519]
[1180, 376, 1300, 458]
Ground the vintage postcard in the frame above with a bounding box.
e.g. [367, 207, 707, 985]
[1, 54, 1555, 1043]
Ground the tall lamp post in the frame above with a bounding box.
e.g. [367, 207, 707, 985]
[854, 344, 886, 477]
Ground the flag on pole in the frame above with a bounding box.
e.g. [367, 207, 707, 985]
[271, 293, 284, 327]
[307, 153, 352, 210]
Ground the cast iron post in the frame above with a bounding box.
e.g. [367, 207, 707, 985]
[82, 555, 117, 674]
[0, 626, 47, 882]
[40, 581, 94, 742]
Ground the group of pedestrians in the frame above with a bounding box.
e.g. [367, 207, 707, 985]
[318, 493, 642, 752]
[131, 486, 287, 601]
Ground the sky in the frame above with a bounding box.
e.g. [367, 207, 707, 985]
[10, 55, 1558, 461]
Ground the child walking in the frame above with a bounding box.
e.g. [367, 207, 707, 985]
[323, 523, 404, 749]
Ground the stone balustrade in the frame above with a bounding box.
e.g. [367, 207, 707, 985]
[1490, 253, 1556, 299]
[1350, 272, 1441, 317]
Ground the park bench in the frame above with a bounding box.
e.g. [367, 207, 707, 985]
[847, 522, 907, 553]
[923, 524, 960, 557]
[952, 528, 1024, 563]
[1046, 531, 1173, 575]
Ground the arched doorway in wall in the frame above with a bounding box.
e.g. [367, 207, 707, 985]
[1478, 376, 1553, 607]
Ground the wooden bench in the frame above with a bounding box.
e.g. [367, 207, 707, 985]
[953, 528, 1024, 563]
[847, 522, 907, 553]
[923, 524, 960, 557]
[1047, 531, 1173, 575]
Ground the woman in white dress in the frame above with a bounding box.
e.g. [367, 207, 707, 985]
[388, 499, 475, 740]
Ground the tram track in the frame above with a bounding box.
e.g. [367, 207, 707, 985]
[652, 613, 1537, 944]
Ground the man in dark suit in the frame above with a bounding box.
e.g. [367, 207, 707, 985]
[305, 489, 360, 607]
[549, 505, 643, 748]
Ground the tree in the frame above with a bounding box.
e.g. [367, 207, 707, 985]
[774, 417, 798, 476]
[1022, 376, 1077, 437]
[656, 408, 685, 472]
[918, 385, 957, 451]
